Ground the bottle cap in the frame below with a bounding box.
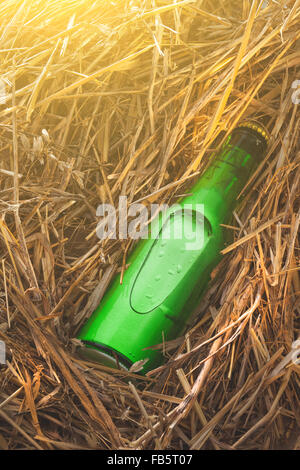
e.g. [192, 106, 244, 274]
[237, 120, 270, 145]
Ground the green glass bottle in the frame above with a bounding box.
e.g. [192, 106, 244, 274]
[77, 122, 269, 374]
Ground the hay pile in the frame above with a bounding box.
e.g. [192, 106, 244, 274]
[0, 0, 299, 450]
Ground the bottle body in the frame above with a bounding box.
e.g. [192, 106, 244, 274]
[77, 123, 268, 373]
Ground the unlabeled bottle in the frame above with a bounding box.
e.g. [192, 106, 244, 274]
[77, 122, 269, 373]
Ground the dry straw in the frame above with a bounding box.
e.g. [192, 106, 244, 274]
[0, 0, 299, 450]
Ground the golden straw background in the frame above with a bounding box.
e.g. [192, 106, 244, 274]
[0, 0, 299, 450]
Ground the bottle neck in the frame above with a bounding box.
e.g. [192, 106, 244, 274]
[186, 127, 267, 225]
